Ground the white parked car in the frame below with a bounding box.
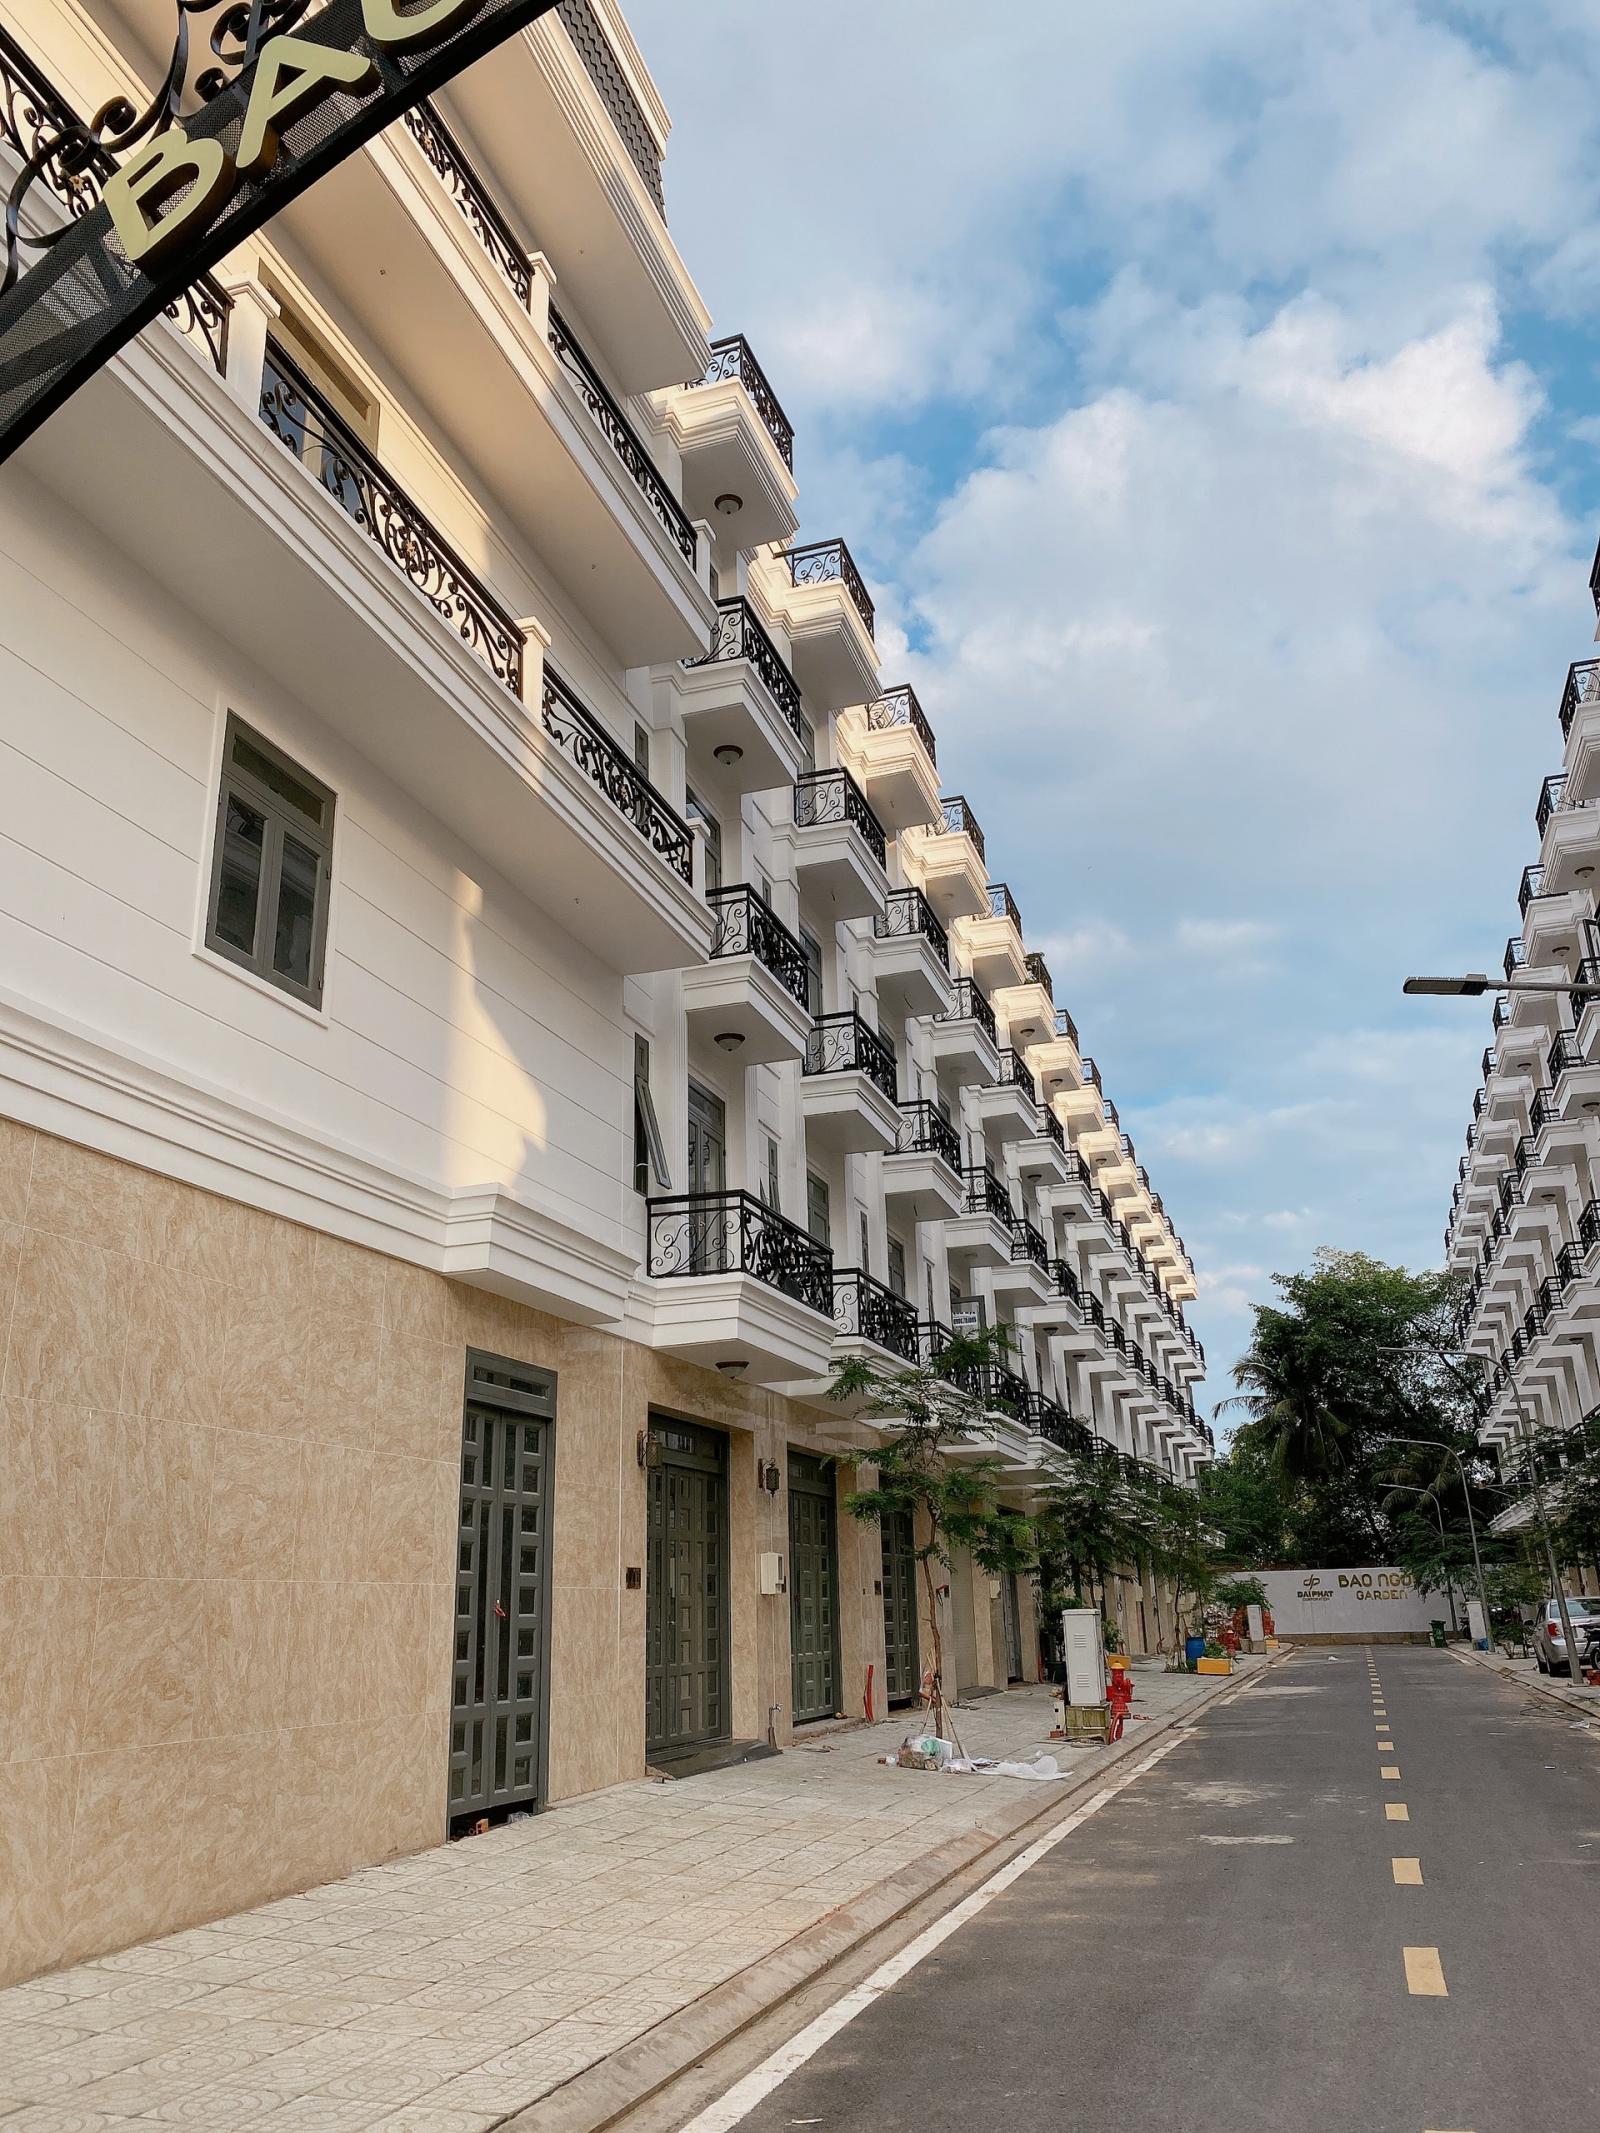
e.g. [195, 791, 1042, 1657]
[1534, 1597, 1600, 1676]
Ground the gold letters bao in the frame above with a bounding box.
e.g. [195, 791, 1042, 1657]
[104, 0, 484, 269]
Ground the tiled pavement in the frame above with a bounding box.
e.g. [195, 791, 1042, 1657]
[0, 1662, 1261, 2132]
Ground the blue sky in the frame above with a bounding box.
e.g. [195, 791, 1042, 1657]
[625, 0, 1600, 1423]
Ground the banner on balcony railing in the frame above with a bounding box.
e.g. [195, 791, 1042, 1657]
[0, 0, 558, 461]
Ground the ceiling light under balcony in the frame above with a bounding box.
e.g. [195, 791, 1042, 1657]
[718, 1359, 749, 1376]
[715, 1031, 746, 1052]
[713, 743, 744, 767]
[714, 493, 744, 516]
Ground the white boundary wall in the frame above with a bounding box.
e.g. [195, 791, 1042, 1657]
[1259, 1567, 1436, 1640]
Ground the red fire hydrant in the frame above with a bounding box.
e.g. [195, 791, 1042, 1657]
[1106, 1667, 1135, 1741]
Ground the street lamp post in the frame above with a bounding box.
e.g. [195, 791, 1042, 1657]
[1384, 1482, 1458, 1630]
[1382, 1432, 1493, 1657]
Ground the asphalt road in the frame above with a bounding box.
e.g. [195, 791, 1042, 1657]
[690, 1648, 1600, 2133]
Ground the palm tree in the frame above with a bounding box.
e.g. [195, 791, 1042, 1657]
[1221, 1340, 1351, 1484]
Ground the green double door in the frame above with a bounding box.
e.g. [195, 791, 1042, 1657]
[880, 1507, 920, 1705]
[645, 1418, 729, 1758]
[789, 1450, 841, 1723]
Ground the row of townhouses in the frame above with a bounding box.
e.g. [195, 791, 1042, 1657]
[1444, 542, 1600, 1574]
[0, 0, 1209, 1983]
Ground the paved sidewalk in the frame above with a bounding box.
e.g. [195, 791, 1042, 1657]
[0, 1659, 1268, 2133]
[1451, 1644, 1600, 1720]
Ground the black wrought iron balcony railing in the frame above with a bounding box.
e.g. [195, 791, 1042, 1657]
[403, 98, 533, 305]
[995, 1049, 1041, 1105]
[1505, 936, 1527, 981]
[540, 667, 695, 881]
[987, 881, 1023, 931]
[1011, 1220, 1050, 1273]
[833, 1267, 920, 1363]
[803, 1011, 898, 1102]
[683, 597, 805, 740]
[557, 0, 664, 211]
[1024, 951, 1053, 999]
[784, 537, 875, 637]
[548, 307, 697, 565]
[1049, 1260, 1082, 1307]
[260, 343, 527, 695]
[1558, 1239, 1585, 1287]
[868, 684, 937, 765]
[894, 1101, 962, 1171]
[794, 768, 888, 867]
[1530, 1085, 1559, 1134]
[963, 1165, 1017, 1227]
[1028, 1394, 1091, 1458]
[1037, 1110, 1067, 1154]
[1086, 1295, 1107, 1332]
[1519, 863, 1549, 918]
[1512, 1131, 1539, 1178]
[696, 335, 794, 469]
[646, 1191, 832, 1314]
[939, 794, 986, 862]
[1536, 772, 1568, 837]
[1559, 657, 1600, 738]
[0, 24, 230, 375]
[1581, 1198, 1600, 1252]
[1079, 1055, 1103, 1090]
[707, 885, 809, 1005]
[983, 1362, 1033, 1421]
[874, 888, 950, 970]
[936, 976, 998, 1046]
[1549, 1030, 1587, 1078]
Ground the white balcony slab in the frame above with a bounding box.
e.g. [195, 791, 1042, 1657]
[868, 930, 954, 1019]
[682, 955, 813, 1067]
[880, 1148, 966, 1223]
[840, 715, 943, 835]
[904, 827, 991, 922]
[638, 1272, 836, 1385]
[972, 1080, 1041, 1145]
[800, 1070, 901, 1153]
[669, 650, 808, 796]
[658, 377, 798, 551]
[959, 912, 1029, 994]
[786, 817, 890, 923]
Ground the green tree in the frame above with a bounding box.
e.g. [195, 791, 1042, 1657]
[830, 1328, 1035, 1741]
[1547, 1415, 1600, 1583]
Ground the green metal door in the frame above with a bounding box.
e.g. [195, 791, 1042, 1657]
[880, 1506, 920, 1705]
[450, 1352, 554, 1826]
[789, 1449, 840, 1723]
[646, 1418, 729, 1757]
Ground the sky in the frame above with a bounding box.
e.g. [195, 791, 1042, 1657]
[625, 0, 1600, 1426]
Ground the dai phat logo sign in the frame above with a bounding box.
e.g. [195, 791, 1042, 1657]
[0, 0, 559, 457]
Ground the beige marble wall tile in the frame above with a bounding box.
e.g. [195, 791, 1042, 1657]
[545, 1581, 622, 1801]
[0, 1215, 21, 1334]
[382, 1260, 464, 1345]
[219, 1279, 310, 1438]
[356, 1580, 434, 1723]
[24, 1134, 145, 1254]
[102, 1413, 215, 1579]
[201, 1428, 304, 1581]
[376, 1333, 461, 1462]
[0, 1573, 93, 1761]
[289, 1440, 372, 1583]
[3, 1227, 136, 1408]
[0, 1114, 36, 1225]
[303, 1302, 385, 1451]
[312, 1232, 388, 1323]
[0, 1396, 112, 1576]
[200, 1579, 295, 1736]
[79, 1575, 208, 1752]
[364, 1454, 454, 1584]
[119, 1262, 230, 1425]
[272, 1721, 369, 1892]
[0, 1755, 76, 1987]
[62, 1741, 211, 1962]
[283, 1580, 367, 1731]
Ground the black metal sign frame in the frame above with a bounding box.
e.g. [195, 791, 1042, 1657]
[0, 0, 559, 462]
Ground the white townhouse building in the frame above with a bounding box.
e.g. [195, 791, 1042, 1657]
[0, 0, 1209, 1983]
[1445, 544, 1600, 1571]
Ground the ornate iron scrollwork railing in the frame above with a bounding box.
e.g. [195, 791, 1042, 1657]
[784, 536, 875, 637]
[1054, 1004, 1079, 1048]
[873, 887, 949, 970]
[936, 975, 997, 1047]
[894, 1100, 961, 1171]
[645, 1190, 832, 1314]
[697, 335, 793, 469]
[1011, 1219, 1049, 1272]
[963, 1164, 1016, 1228]
[0, 20, 230, 371]
[995, 1048, 1040, 1105]
[939, 792, 985, 862]
[260, 343, 525, 693]
[707, 884, 809, 1005]
[1536, 772, 1567, 837]
[556, 0, 664, 212]
[833, 1267, 920, 1363]
[1549, 1030, 1586, 1078]
[1519, 863, 1547, 918]
[540, 665, 693, 880]
[987, 881, 1023, 931]
[1023, 950, 1052, 998]
[1028, 1392, 1089, 1458]
[1049, 1259, 1081, 1307]
[793, 767, 888, 867]
[548, 305, 696, 564]
[803, 1011, 898, 1103]
[867, 683, 936, 766]
[402, 99, 532, 305]
[982, 1362, 1032, 1421]
[683, 597, 804, 739]
[1560, 657, 1600, 739]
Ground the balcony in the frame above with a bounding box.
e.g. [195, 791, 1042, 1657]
[1519, 865, 1589, 966]
[945, 1165, 1018, 1272]
[663, 336, 798, 550]
[1016, 1108, 1074, 1191]
[832, 1268, 922, 1366]
[675, 598, 808, 793]
[906, 795, 991, 923]
[763, 538, 878, 710]
[801, 1013, 901, 1152]
[928, 975, 1001, 1085]
[642, 1191, 834, 1384]
[973, 1048, 1042, 1145]
[1028, 1395, 1092, 1461]
[882, 1102, 966, 1222]
[993, 963, 1055, 1055]
[961, 883, 1029, 993]
[682, 887, 814, 1065]
[840, 684, 942, 834]
[1560, 656, 1600, 739]
[1535, 1031, 1600, 1127]
[993, 1217, 1054, 1307]
[870, 889, 953, 1017]
[792, 769, 889, 920]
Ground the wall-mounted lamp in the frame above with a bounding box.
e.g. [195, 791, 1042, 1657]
[636, 1430, 661, 1470]
[757, 1457, 781, 1493]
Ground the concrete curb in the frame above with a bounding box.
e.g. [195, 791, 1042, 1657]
[497, 1652, 1290, 2133]
[1447, 1643, 1600, 1720]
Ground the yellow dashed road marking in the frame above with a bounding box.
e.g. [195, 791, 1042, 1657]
[1386, 1803, 1410, 1821]
[1382, 1766, 1402, 1779]
[1404, 1946, 1448, 1996]
[1392, 1857, 1423, 1885]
